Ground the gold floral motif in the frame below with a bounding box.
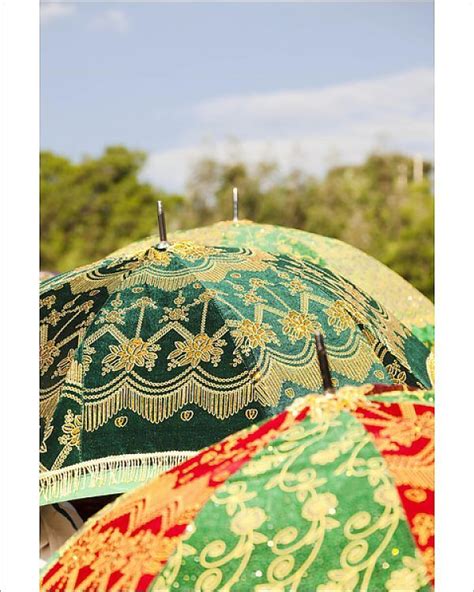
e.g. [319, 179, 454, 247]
[98, 309, 126, 325]
[168, 334, 226, 369]
[230, 507, 267, 535]
[232, 319, 279, 353]
[40, 294, 56, 309]
[287, 278, 307, 294]
[301, 492, 339, 525]
[58, 409, 82, 448]
[326, 300, 356, 334]
[40, 340, 60, 375]
[46, 309, 62, 327]
[404, 489, 427, 503]
[412, 513, 434, 546]
[281, 310, 319, 343]
[172, 242, 217, 261]
[379, 412, 433, 449]
[385, 556, 429, 591]
[159, 291, 191, 322]
[102, 338, 160, 373]
[53, 348, 75, 378]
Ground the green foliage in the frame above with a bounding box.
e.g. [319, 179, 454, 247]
[40, 147, 434, 300]
[40, 146, 183, 272]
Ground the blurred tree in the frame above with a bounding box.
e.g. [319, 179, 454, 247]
[40, 146, 183, 271]
[41, 147, 433, 300]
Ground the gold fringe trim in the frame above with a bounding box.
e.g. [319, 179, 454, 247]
[40, 451, 195, 504]
[68, 251, 272, 295]
[81, 341, 377, 431]
[84, 380, 257, 431]
[118, 258, 271, 293]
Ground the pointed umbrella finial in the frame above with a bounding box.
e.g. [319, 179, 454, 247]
[156, 201, 169, 250]
[315, 333, 335, 395]
[232, 187, 239, 223]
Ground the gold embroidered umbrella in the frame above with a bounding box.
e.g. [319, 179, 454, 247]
[40, 223, 431, 505]
[110, 218, 433, 338]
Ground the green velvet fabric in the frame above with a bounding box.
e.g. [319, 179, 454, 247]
[40, 243, 431, 504]
[111, 221, 435, 337]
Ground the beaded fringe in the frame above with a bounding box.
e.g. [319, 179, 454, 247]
[83, 380, 257, 431]
[40, 450, 195, 504]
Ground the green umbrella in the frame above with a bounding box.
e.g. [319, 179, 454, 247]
[40, 239, 431, 505]
[111, 219, 433, 343]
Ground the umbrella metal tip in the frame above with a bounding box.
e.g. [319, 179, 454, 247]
[156, 200, 169, 250]
[232, 187, 239, 223]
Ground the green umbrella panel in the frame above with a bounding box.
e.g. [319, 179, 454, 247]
[110, 220, 434, 345]
[40, 241, 431, 505]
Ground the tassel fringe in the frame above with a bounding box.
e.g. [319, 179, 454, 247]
[83, 380, 257, 431]
[40, 450, 195, 504]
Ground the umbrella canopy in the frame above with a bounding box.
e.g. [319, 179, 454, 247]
[40, 385, 434, 592]
[40, 241, 431, 505]
[110, 220, 434, 341]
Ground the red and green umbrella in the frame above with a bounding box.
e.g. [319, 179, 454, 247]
[40, 384, 433, 592]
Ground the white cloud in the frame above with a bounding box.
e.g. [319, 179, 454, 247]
[141, 69, 433, 192]
[90, 9, 129, 33]
[40, 3, 76, 25]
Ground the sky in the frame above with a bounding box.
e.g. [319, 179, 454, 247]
[41, 2, 433, 192]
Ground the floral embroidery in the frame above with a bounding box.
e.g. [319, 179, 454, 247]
[281, 310, 318, 342]
[98, 309, 126, 325]
[230, 507, 267, 536]
[168, 334, 226, 369]
[172, 242, 216, 261]
[379, 411, 433, 449]
[40, 295, 56, 309]
[58, 409, 82, 449]
[301, 492, 339, 525]
[46, 309, 62, 327]
[412, 513, 434, 546]
[326, 300, 356, 334]
[232, 319, 279, 353]
[102, 338, 160, 373]
[160, 291, 191, 323]
[385, 556, 429, 591]
[53, 348, 75, 378]
[287, 278, 307, 294]
[40, 340, 60, 375]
